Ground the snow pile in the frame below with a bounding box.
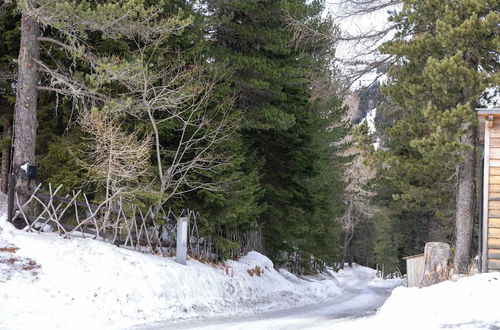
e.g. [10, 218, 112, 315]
[0, 216, 352, 330]
[360, 107, 381, 150]
[337, 273, 500, 330]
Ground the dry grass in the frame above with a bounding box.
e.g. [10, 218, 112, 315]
[0, 244, 41, 276]
[0, 247, 20, 253]
[247, 266, 263, 277]
[188, 253, 223, 269]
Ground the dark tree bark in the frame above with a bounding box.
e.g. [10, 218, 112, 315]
[340, 228, 354, 269]
[1, 118, 11, 193]
[454, 127, 476, 274]
[12, 12, 39, 191]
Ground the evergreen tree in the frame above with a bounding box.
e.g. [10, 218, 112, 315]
[373, 0, 499, 272]
[207, 0, 349, 270]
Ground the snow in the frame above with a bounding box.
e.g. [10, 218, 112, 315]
[334, 273, 500, 330]
[480, 86, 500, 108]
[0, 211, 395, 330]
[359, 108, 380, 150]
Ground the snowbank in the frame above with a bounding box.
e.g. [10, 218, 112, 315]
[0, 215, 354, 330]
[337, 273, 500, 330]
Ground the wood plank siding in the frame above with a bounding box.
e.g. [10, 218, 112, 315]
[479, 112, 500, 271]
[477, 108, 500, 272]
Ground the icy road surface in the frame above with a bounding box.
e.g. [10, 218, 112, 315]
[134, 277, 397, 330]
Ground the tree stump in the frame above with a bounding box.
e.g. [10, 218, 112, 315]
[420, 242, 451, 287]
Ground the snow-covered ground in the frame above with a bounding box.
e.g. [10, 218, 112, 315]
[5, 199, 500, 330]
[0, 210, 398, 330]
[336, 272, 500, 330]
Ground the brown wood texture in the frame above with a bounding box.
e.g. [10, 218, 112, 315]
[488, 237, 500, 249]
[491, 139, 500, 147]
[489, 201, 500, 209]
[489, 218, 500, 228]
[489, 228, 500, 238]
[488, 249, 500, 259]
[488, 259, 500, 270]
[490, 148, 500, 159]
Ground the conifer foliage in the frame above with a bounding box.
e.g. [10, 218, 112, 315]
[206, 0, 349, 270]
[1, 0, 349, 271]
[370, 0, 499, 272]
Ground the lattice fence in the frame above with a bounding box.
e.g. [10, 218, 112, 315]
[9, 183, 262, 262]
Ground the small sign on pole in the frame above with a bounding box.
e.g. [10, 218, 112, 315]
[176, 216, 189, 265]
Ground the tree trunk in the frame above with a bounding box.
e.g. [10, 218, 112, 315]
[1, 119, 11, 193]
[454, 127, 476, 274]
[340, 228, 354, 269]
[420, 242, 450, 287]
[12, 12, 39, 192]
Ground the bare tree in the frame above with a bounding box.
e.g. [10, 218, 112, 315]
[12, 0, 191, 192]
[107, 55, 238, 206]
[78, 110, 151, 207]
[338, 137, 376, 268]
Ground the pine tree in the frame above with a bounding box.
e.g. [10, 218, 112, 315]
[375, 0, 499, 272]
[207, 0, 348, 269]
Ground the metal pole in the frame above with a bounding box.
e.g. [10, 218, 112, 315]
[7, 173, 15, 223]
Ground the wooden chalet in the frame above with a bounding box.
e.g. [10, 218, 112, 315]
[477, 108, 500, 272]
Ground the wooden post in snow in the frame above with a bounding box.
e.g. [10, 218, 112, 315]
[176, 216, 189, 265]
[419, 242, 451, 287]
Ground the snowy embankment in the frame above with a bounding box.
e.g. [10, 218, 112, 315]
[336, 273, 500, 330]
[0, 214, 392, 330]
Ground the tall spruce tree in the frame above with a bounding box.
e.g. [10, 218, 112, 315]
[206, 0, 348, 270]
[374, 0, 499, 272]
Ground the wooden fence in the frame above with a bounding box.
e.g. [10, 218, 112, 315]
[8, 183, 262, 263]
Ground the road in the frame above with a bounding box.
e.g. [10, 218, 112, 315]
[134, 283, 396, 330]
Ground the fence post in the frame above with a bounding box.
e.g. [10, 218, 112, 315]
[176, 216, 189, 265]
[7, 173, 14, 223]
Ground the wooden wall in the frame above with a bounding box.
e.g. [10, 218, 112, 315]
[485, 118, 500, 272]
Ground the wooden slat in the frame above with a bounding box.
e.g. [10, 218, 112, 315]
[490, 176, 500, 184]
[489, 228, 500, 238]
[489, 184, 500, 193]
[491, 148, 500, 159]
[489, 218, 500, 228]
[491, 129, 500, 139]
[491, 167, 500, 176]
[488, 259, 500, 270]
[491, 192, 500, 199]
[491, 138, 500, 147]
[489, 200, 500, 209]
[488, 249, 500, 259]
[488, 237, 500, 249]
[490, 159, 500, 167]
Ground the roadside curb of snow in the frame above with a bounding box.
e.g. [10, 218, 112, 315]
[0, 215, 347, 330]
